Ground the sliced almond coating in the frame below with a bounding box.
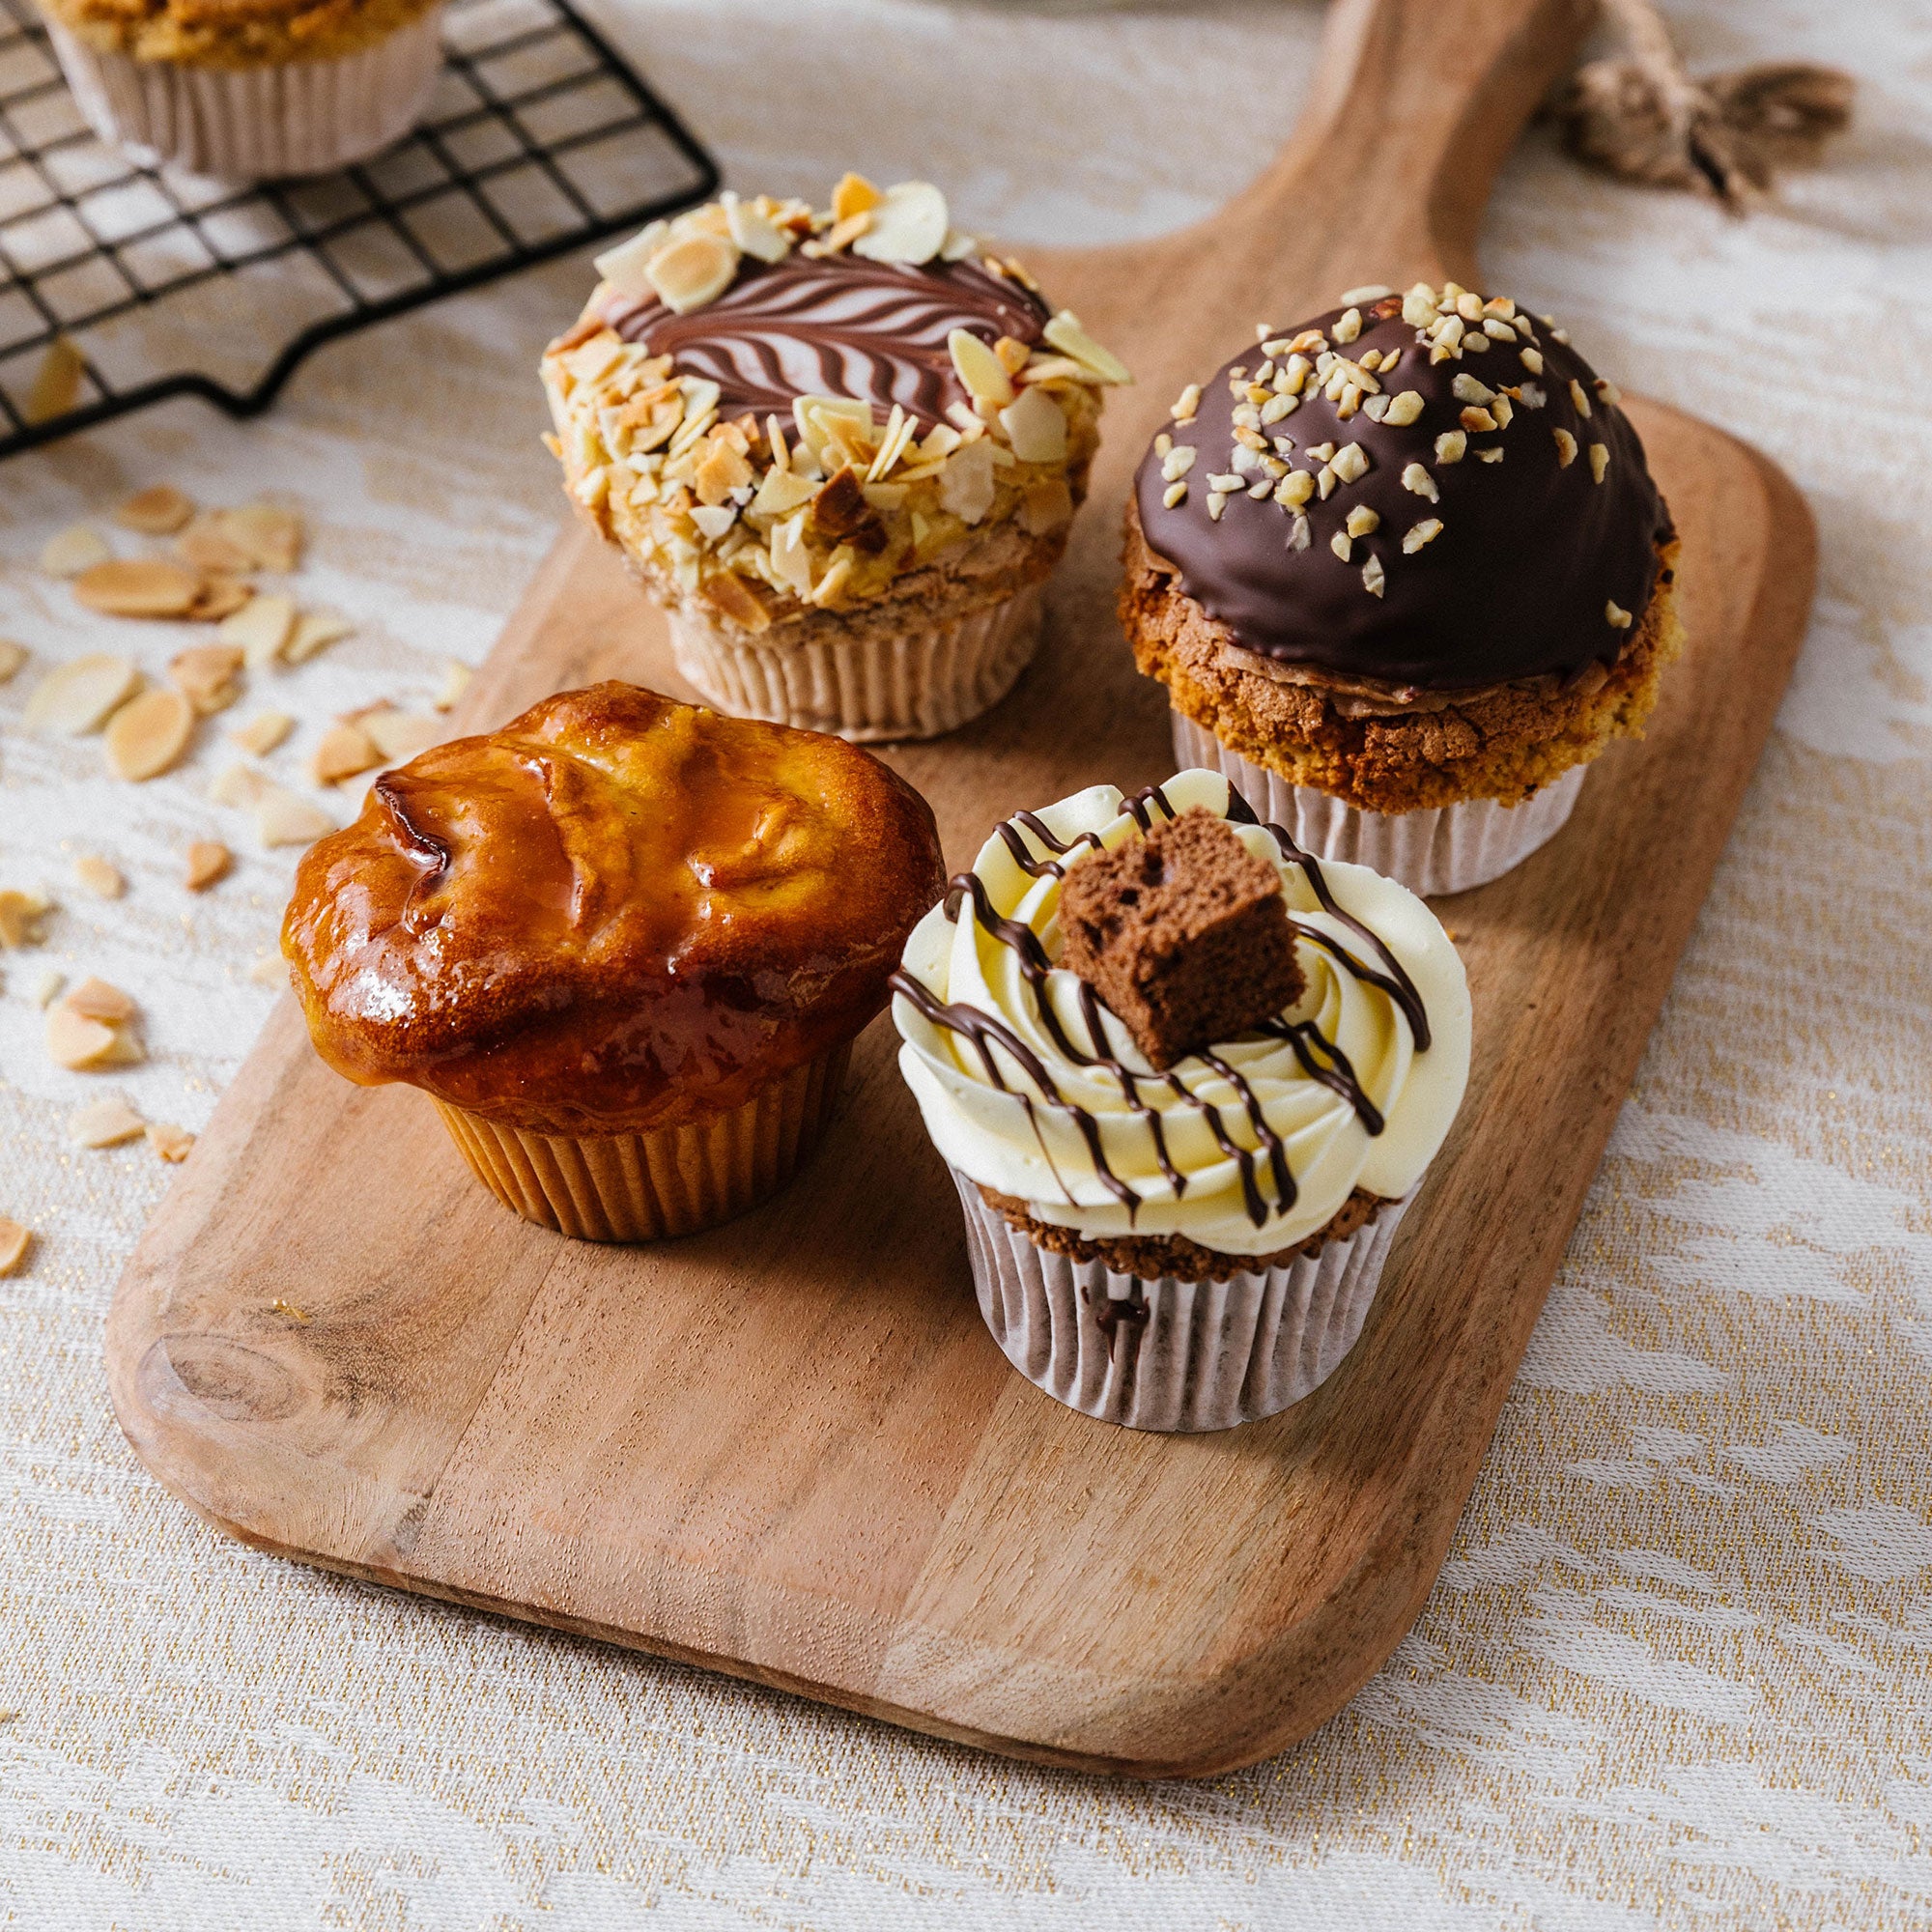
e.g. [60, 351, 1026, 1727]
[724, 200, 787, 263]
[26, 336, 83, 425]
[255, 784, 333, 849]
[75, 557, 201, 619]
[359, 710, 440, 765]
[220, 593, 296, 671]
[0, 891, 50, 948]
[590, 218, 668, 295]
[32, 970, 62, 1008]
[433, 660, 471, 713]
[47, 1006, 119, 1071]
[645, 232, 738, 315]
[177, 522, 254, 575]
[185, 839, 232, 892]
[229, 711, 292, 757]
[248, 954, 291, 987]
[311, 721, 380, 786]
[209, 761, 268, 809]
[170, 643, 245, 714]
[24, 654, 141, 735]
[146, 1122, 194, 1162]
[115, 485, 194, 535]
[104, 687, 194, 781]
[68, 1094, 145, 1146]
[0, 639, 25, 683]
[997, 385, 1067, 464]
[186, 576, 251, 623]
[64, 976, 136, 1023]
[212, 503, 302, 573]
[72, 855, 124, 899]
[948, 328, 1014, 408]
[0, 1217, 28, 1276]
[830, 172, 882, 221]
[1041, 312, 1131, 385]
[851, 181, 950, 266]
[283, 608, 353, 666]
[40, 525, 111, 578]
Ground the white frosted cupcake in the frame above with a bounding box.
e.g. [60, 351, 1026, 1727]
[892, 766, 1470, 1432]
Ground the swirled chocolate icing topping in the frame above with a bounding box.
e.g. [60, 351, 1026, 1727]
[1132, 295, 1672, 690]
[597, 252, 1049, 430]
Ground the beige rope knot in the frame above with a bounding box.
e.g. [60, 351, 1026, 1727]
[1555, 0, 1854, 211]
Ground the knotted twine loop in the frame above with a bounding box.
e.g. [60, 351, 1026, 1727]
[1553, 0, 1854, 212]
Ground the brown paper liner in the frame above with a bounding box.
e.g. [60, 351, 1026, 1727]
[431, 1042, 850, 1241]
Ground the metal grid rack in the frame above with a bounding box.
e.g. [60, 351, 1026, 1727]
[0, 0, 716, 456]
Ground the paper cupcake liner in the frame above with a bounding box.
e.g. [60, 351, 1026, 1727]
[48, 11, 444, 180]
[432, 1042, 850, 1242]
[1171, 711, 1587, 896]
[668, 582, 1044, 743]
[952, 1172, 1410, 1433]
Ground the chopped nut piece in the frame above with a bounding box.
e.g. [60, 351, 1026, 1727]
[646, 231, 738, 314]
[1170, 383, 1202, 422]
[1161, 481, 1188, 509]
[1345, 505, 1379, 537]
[1401, 462, 1439, 502]
[1596, 377, 1622, 405]
[311, 721, 381, 785]
[68, 1094, 144, 1147]
[1476, 447, 1505, 464]
[1274, 469, 1315, 509]
[1287, 513, 1310, 551]
[0, 891, 50, 948]
[948, 328, 1014, 408]
[186, 576, 252, 623]
[1606, 600, 1634, 628]
[104, 687, 194, 781]
[214, 502, 303, 572]
[65, 977, 136, 1023]
[146, 1122, 194, 1163]
[1382, 390, 1425, 427]
[220, 593, 297, 670]
[997, 384, 1068, 464]
[1435, 431, 1467, 464]
[283, 608, 353, 666]
[852, 181, 950, 266]
[47, 1007, 122, 1072]
[170, 643, 245, 714]
[359, 710, 440, 765]
[1362, 554, 1386, 597]
[1570, 379, 1593, 418]
[209, 762, 268, 809]
[27, 336, 84, 424]
[73, 558, 200, 618]
[1553, 427, 1577, 467]
[831, 172, 882, 220]
[724, 200, 787, 263]
[249, 955, 291, 988]
[1329, 443, 1369, 483]
[1589, 442, 1609, 483]
[1404, 518, 1445, 553]
[1520, 346, 1544, 375]
[1492, 394, 1515, 429]
[185, 840, 232, 891]
[1331, 306, 1362, 344]
[176, 521, 255, 576]
[1450, 374, 1495, 405]
[0, 1218, 28, 1276]
[115, 485, 195, 535]
[1460, 406, 1497, 433]
[0, 639, 24, 682]
[255, 786, 334, 850]
[72, 855, 124, 899]
[1041, 311, 1130, 385]
[229, 711, 292, 757]
[41, 525, 111, 578]
[591, 218, 668, 293]
[1330, 530, 1352, 561]
[24, 654, 141, 735]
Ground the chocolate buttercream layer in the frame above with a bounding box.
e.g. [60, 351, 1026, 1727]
[597, 252, 1049, 430]
[1133, 296, 1672, 690]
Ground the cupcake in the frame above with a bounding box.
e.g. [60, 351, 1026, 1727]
[284, 683, 944, 1241]
[1124, 282, 1683, 895]
[40, 0, 443, 178]
[892, 766, 1469, 1433]
[541, 174, 1129, 742]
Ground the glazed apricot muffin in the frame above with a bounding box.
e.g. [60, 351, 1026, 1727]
[283, 682, 945, 1240]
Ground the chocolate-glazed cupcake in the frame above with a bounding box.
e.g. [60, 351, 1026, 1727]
[542, 175, 1128, 742]
[1123, 282, 1682, 895]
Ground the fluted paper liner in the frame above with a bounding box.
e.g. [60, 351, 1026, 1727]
[1172, 711, 1587, 897]
[953, 1172, 1411, 1433]
[669, 582, 1043, 743]
[434, 1042, 850, 1241]
[48, 10, 444, 180]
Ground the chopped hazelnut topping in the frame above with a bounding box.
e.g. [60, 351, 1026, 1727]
[1589, 443, 1609, 483]
[1401, 462, 1439, 502]
[1345, 505, 1379, 537]
[1330, 531, 1352, 561]
[1606, 600, 1634, 628]
[1404, 518, 1444, 553]
[1362, 554, 1385, 597]
[1435, 431, 1467, 464]
[1459, 406, 1497, 432]
[1570, 379, 1593, 417]
[1552, 428, 1577, 467]
[1383, 390, 1425, 426]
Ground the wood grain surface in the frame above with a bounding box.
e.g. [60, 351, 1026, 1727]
[104, 0, 1817, 1777]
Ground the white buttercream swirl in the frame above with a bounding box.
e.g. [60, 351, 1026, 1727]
[892, 769, 1471, 1257]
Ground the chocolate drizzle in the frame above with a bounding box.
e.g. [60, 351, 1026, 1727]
[598, 252, 1049, 430]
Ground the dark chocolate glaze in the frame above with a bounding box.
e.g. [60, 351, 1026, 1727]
[598, 251, 1048, 430]
[1133, 298, 1673, 688]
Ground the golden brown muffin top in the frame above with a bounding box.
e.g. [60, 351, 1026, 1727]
[39, 0, 440, 70]
[283, 683, 945, 1136]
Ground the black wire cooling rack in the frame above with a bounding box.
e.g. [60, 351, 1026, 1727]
[0, 0, 716, 456]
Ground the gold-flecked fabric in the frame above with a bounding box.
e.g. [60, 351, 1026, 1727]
[2, 3, 1928, 1924]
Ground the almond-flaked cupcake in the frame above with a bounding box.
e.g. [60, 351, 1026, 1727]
[40, 0, 444, 178]
[1125, 282, 1683, 895]
[541, 174, 1129, 742]
[891, 766, 1470, 1432]
[284, 683, 944, 1241]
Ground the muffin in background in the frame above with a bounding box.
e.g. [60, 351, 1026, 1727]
[284, 682, 945, 1242]
[1125, 282, 1682, 895]
[40, 0, 445, 179]
[541, 174, 1129, 742]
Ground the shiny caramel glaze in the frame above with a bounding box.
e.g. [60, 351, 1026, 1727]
[283, 683, 945, 1136]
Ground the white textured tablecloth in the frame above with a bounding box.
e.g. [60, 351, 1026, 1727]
[3, 3, 1930, 1925]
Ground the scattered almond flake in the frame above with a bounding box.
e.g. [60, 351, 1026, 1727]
[26, 336, 84, 424]
[270, 1297, 312, 1324]
[0, 640, 24, 683]
[1460, 406, 1497, 433]
[1329, 531, 1351, 561]
[104, 687, 194, 781]
[1569, 379, 1592, 418]
[591, 218, 668, 294]
[1606, 600, 1634, 629]
[220, 593, 296, 670]
[808, 551, 855, 608]
[212, 504, 302, 573]
[936, 439, 995, 524]
[177, 521, 254, 576]
[724, 201, 787, 264]
[851, 180, 949, 266]
[40, 525, 111, 578]
[1435, 431, 1467, 465]
[65, 977, 136, 1023]
[1040, 312, 1130, 385]
[209, 762, 268, 809]
[32, 970, 63, 1008]
[1401, 462, 1439, 502]
[47, 1007, 122, 1072]
[73, 557, 202, 619]
[68, 1094, 144, 1147]
[0, 1217, 28, 1276]
[256, 786, 334, 850]
[187, 576, 252, 623]
[229, 712, 292, 757]
[1161, 481, 1188, 509]
[831, 172, 883, 221]
[185, 840, 232, 892]
[0, 891, 50, 948]
[1345, 506, 1379, 537]
[1553, 427, 1577, 468]
[1329, 443, 1369, 483]
[72, 855, 124, 899]
[170, 643, 244, 715]
[689, 505, 737, 542]
[646, 231, 738, 313]
[24, 654, 141, 735]
[1404, 518, 1444, 554]
[1589, 442, 1609, 483]
[997, 385, 1067, 465]
[283, 608, 354, 666]
[1520, 346, 1544, 375]
[249, 954, 291, 988]
[146, 1122, 194, 1163]
[1331, 307, 1362, 344]
[311, 721, 381, 786]
[115, 485, 195, 535]
[433, 661, 471, 713]
[1362, 554, 1386, 597]
[360, 710, 440, 765]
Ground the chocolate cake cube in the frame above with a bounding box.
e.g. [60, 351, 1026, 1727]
[1058, 807, 1303, 1069]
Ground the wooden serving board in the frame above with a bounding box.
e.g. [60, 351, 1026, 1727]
[106, 0, 1816, 1777]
